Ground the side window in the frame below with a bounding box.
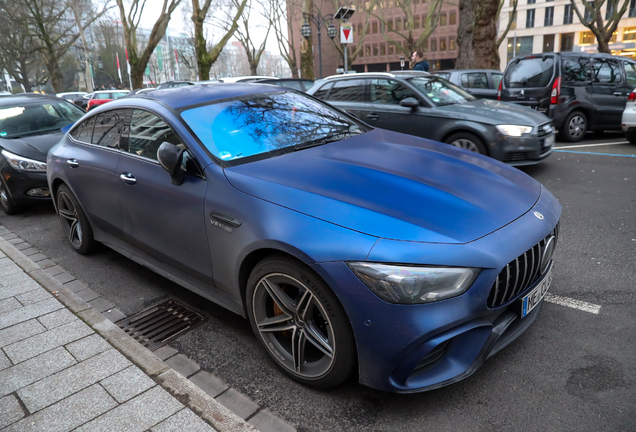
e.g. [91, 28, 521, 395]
[592, 59, 622, 84]
[70, 117, 95, 143]
[623, 61, 636, 87]
[91, 110, 128, 148]
[128, 110, 182, 161]
[326, 79, 366, 102]
[460, 73, 488, 89]
[562, 57, 592, 83]
[436, 73, 451, 80]
[369, 79, 417, 104]
[491, 73, 503, 89]
[312, 82, 333, 99]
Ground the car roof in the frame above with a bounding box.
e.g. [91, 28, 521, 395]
[0, 94, 60, 107]
[432, 69, 501, 74]
[219, 76, 278, 83]
[125, 83, 286, 109]
[92, 90, 128, 94]
[323, 71, 430, 80]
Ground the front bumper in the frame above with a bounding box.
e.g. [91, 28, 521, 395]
[491, 129, 554, 166]
[312, 186, 561, 392]
[1, 165, 51, 206]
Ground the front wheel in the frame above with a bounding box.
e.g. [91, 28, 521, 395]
[56, 184, 96, 254]
[246, 256, 356, 388]
[444, 132, 487, 155]
[0, 180, 19, 215]
[561, 111, 587, 142]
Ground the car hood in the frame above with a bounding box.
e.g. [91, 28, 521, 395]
[434, 98, 549, 126]
[224, 129, 542, 243]
[0, 131, 64, 162]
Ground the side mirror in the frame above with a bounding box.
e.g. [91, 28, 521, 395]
[157, 142, 184, 186]
[400, 97, 420, 110]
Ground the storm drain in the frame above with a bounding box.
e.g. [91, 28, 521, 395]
[116, 299, 207, 350]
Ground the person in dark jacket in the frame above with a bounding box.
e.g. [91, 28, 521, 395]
[411, 51, 429, 72]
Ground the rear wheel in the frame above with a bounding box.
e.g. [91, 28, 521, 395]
[625, 130, 636, 144]
[444, 132, 487, 155]
[0, 180, 19, 215]
[56, 185, 96, 254]
[561, 111, 587, 142]
[246, 255, 356, 388]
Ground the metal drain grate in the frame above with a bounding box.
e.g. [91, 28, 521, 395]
[116, 299, 207, 350]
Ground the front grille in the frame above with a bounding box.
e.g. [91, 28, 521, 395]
[537, 122, 553, 138]
[487, 223, 560, 308]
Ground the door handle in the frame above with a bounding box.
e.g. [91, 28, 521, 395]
[613, 92, 623, 96]
[66, 159, 79, 168]
[367, 113, 380, 121]
[119, 173, 137, 185]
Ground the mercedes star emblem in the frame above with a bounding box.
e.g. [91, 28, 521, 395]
[534, 211, 545, 220]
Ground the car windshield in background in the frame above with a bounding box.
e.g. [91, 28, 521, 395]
[504, 56, 555, 88]
[0, 100, 85, 139]
[407, 77, 476, 106]
[181, 91, 365, 162]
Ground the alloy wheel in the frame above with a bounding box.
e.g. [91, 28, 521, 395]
[451, 138, 480, 153]
[0, 183, 9, 210]
[252, 273, 335, 378]
[568, 115, 586, 139]
[57, 191, 83, 248]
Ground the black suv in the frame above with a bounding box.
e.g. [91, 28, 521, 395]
[499, 52, 636, 142]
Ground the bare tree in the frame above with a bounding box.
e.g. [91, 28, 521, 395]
[571, 0, 630, 53]
[235, 0, 272, 75]
[0, 2, 41, 92]
[191, 0, 247, 80]
[115, 0, 182, 89]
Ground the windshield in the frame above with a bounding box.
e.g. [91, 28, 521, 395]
[0, 100, 85, 139]
[181, 91, 365, 162]
[504, 56, 555, 88]
[407, 77, 476, 106]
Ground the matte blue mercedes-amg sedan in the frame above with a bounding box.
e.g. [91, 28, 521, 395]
[47, 83, 561, 393]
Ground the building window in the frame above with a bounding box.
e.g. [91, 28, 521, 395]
[366, 23, 370, 35]
[431, 39, 437, 52]
[414, 15, 420, 29]
[528, 0, 535, 3]
[450, 11, 457, 25]
[372, 21, 378, 34]
[507, 35, 534, 61]
[387, 19, 393, 31]
[606, 0, 618, 19]
[440, 38, 447, 51]
[510, 11, 517, 30]
[422, 39, 429, 52]
[373, 44, 378, 56]
[624, 26, 636, 41]
[440, 13, 447, 26]
[380, 43, 386, 55]
[563, 4, 574, 24]
[404, 16, 410, 30]
[365, 44, 371, 57]
[449, 37, 456, 50]
[561, 33, 574, 51]
[580, 31, 595, 45]
[395, 18, 402, 31]
[388, 44, 394, 55]
[526, 9, 535, 28]
[584, 3, 593, 21]
[545, 6, 554, 26]
[630, 0, 636, 18]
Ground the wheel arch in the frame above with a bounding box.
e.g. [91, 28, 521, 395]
[440, 128, 490, 156]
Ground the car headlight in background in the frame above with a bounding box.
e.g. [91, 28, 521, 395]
[348, 262, 480, 304]
[496, 125, 533, 137]
[1, 150, 47, 172]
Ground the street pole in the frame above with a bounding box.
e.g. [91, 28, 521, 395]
[344, 46, 348, 74]
[317, 26, 323, 79]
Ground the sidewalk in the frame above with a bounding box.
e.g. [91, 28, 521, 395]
[0, 225, 282, 432]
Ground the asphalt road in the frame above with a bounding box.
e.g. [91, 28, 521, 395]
[1, 134, 635, 432]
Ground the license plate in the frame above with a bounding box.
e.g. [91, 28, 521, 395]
[520, 268, 552, 318]
[542, 134, 555, 149]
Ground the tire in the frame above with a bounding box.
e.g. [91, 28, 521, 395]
[626, 130, 636, 144]
[0, 179, 19, 215]
[444, 132, 487, 155]
[246, 255, 356, 388]
[561, 111, 587, 142]
[56, 184, 96, 254]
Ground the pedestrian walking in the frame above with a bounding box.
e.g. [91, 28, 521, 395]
[411, 51, 429, 72]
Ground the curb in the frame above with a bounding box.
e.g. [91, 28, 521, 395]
[0, 233, 257, 432]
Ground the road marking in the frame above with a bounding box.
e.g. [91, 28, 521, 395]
[545, 294, 601, 314]
[554, 141, 628, 149]
[553, 149, 636, 158]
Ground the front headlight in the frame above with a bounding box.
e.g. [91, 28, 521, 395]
[1, 150, 47, 172]
[496, 125, 533, 137]
[348, 262, 480, 304]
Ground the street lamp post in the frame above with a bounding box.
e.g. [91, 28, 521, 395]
[301, 12, 337, 79]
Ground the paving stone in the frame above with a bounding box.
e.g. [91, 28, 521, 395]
[0, 394, 25, 429]
[0, 250, 5, 258]
[44, 265, 65, 277]
[102, 308, 126, 322]
[8, 384, 117, 432]
[2, 233, 17, 240]
[63, 279, 88, 293]
[4, 319, 93, 364]
[0, 297, 21, 315]
[0, 350, 11, 371]
[0, 271, 33, 289]
[165, 353, 200, 378]
[21, 247, 38, 256]
[0, 263, 22, 278]
[54, 271, 76, 284]
[153, 345, 178, 361]
[0, 319, 46, 348]
[37, 308, 76, 330]
[88, 297, 115, 313]
[0, 298, 63, 331]
[215, 389, 259, 420]
[0, 257, 12, 268]
[74, 386, 183, 432]
[26, 253, 46, 262]
[100, 365, 156, 403]
[0, 347, 76, 397]
[248, 409, 296, 432]
[189, 370, 228, 398]
[33, 258, 54, 269]
[150, 408, 216, 432]
[0, 278, 40, 300]
[18, 348, 130, 413]
[66, 333, 112, 361]
[15, 287, 52, 306]
[13, 243, 31, 251]
[7, 238, 23, 246]
[75, 288, 100, 302]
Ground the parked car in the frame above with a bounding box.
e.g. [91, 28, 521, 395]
[86, 90, 129, 110]
[308, 71, 554, 165]
[124, 88, 156, 97]
[0, 94, 85, 214]
[621, 90, 636, 143]
[499, 52, 636, 142]
[0, 91, 14, 97]
[431, 69, 502, 100]
[251, 78, 315, 92]
[72, 93, 92, 109]
[57, 92, 87, 101]
[155, 81, 195, 89]
[218, 76, 277, 83]
[48, 84, 561, 392]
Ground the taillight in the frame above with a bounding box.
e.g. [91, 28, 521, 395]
[628, 92, 636, 101]
[497, 81, 502, 101]
[550, 76, 561, 105]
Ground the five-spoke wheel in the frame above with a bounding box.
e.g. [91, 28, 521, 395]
[445, 132, 487, 155]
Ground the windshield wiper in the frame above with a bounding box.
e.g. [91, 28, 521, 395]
[294, 134, 345, 150]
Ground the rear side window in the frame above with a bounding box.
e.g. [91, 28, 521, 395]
[312, 82, 333, 99]
[491, 73, 503, 89]
[128, 110, 182, 161]
[326, 79, 366, 102]
[369, 79, 417, 104]
[592, 59, 622, 84]
[460, 72, 488, 89]
[624, 61, 636, 86]
[562, 57, 592, 83]
[70, 117, 95, 143]
[504, 57, 555, 88]
[91, 109, 129, 148]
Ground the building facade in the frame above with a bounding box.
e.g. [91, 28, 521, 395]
[498, 0, 636, 71]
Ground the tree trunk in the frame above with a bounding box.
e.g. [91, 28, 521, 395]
[250, 62, 258, 75]
[456, 0, 500, 70]
[193, 16, 212, 80]
[300, 0, 314, 79]
[46, 53, 65, 92]
[597, 35, 610, 53]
